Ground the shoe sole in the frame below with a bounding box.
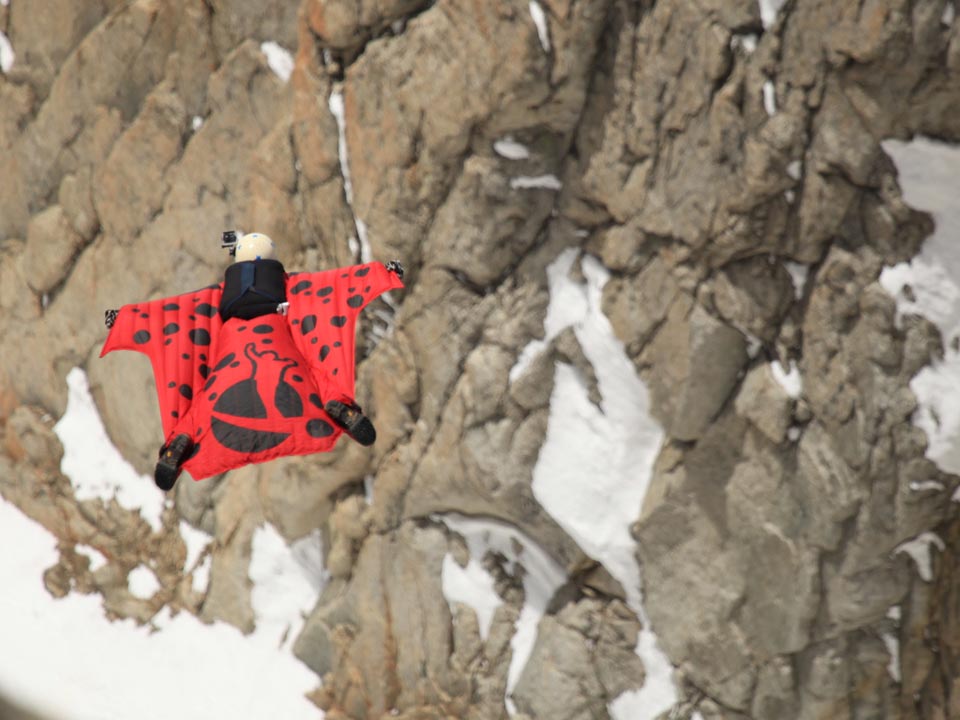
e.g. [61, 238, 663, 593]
[325, 400, 377, 446]
[155, 434, 192, 491]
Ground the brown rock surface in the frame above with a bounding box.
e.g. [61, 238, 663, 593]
[1, 0, 959, 718]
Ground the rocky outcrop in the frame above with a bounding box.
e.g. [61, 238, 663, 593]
[1, 0, 959, 718]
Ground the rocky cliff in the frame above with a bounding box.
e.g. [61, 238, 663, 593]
[1, 0, 959, 718]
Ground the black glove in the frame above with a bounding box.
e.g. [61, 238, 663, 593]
[105, 309, 118, 329]
[385, 260, 404, 280]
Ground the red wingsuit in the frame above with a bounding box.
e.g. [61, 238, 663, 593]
[100, 261, 404, 480]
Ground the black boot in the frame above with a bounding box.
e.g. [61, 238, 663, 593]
[155, 434, 193, 491]
[324, 400, 377, 446]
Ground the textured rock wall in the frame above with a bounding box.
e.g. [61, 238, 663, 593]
[1, 0, 959, 718]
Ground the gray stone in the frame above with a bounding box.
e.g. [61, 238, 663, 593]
[794, 422, 866, 551]
[734, 365, 794, 444]
[21, 205, 87, 296]
[644, 296, 748, 441]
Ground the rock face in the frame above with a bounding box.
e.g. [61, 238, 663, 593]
[1, 1, 959, 719]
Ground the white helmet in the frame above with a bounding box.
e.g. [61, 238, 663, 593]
[234, 232, 277, 262]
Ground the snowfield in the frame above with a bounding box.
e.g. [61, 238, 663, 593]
[0, 369, 322, 720]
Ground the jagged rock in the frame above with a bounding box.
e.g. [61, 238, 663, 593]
[21, 205, 87, 296]
[305, 0, 429, 55]
[644, 296, 748, 441]
[295, 521, 469, 718]
[200, 466, 264, 632]
[94, 86, 187, 241]
[711, 256, 794, 343]
[1, 0, 959, 717]
[4, 406, 63, 468]
[512, 598, 644, 719]
[733, 364, 793, 444]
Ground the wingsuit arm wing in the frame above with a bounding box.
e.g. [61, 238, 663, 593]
[100, 285, 223, 438]
[284, 260, 404, 405]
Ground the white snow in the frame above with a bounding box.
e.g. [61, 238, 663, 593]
[944, 2, 955, 25]
[0, 31, 13, 74]
[770, 359, 802, 398]
[436, 514, 566, 710]
[260, 41, 294, 83]
[882, 605, 901, 682]
[881, 629, 900, 682]
[249, 524, 326, 650]
[76, 545, 107, 572]
[879, 137, 960, 474]
[180, 520, 212, 593]
[730, 34, 758, 53]
[909, 480, 945, 493]
[529, 1, 551, 52]
[787, 160, 802, 180]
[894, 532, 945, 582]
[494, 137, 531, 160]
[787, 426, 802, 442]
[784, 261, 809, 299]
[0, 0, 9, 7]
[329, 88, 372, 263]
[191, 115, 204, 131]
[763, 80, 777, 116]
[510, 174, 562, 190]
[759, 0, 787, 29]
[127, 565, 161, 600]
[54, 368, 166, 533]
[441, 553, 501, 640]
[0, 368, 327, 719]
[0, 498, 321, 720]
[528, 248, 677, 719]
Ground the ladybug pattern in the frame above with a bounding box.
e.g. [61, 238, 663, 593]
[100, 261, 404, 480]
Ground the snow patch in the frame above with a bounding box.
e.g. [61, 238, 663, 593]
[770, 359, 802, 398]
[128, 565, 161, 600]
[76, 545, 107, 572]
[787, 426, 802, 442]
[529, 1, 551, 52]
[909, 480, 945, 493]
[191, 115, 204, 131]
[882, 603, 901, 682]
[249, 523, 325, 650]
[529, 249, 677, 718]
[436, 514, 566, 708]
[179, 520, 212, 593]
[759, 0, 787, 29]
[495, 137, 531, 160]
[879, 137, 960, 474]
[894, 532, 945, 582]
[763, 80, 777, 115]
[881, 629, 900, 682]
[0, 499, 319, 720]
[787, 160, 802, 180]
[441, 554, 501, 641]
[329, 88, 372, 263]
[784, 261, 809, 299]
[0, 31, 13, 74]
[510, 174, 562, 190]
[54, 368, 166, 533]
[944, 2, 955, 25]
[744, 332, 763, 359]
[731, 33, 758, 53]
[260, 41, 294, 83]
